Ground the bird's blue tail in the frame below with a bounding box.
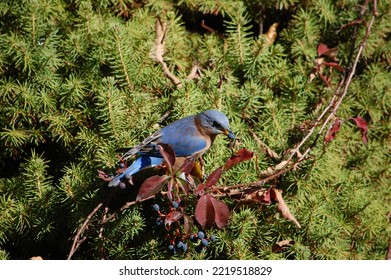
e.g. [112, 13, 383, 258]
[108, 156, 164, 187]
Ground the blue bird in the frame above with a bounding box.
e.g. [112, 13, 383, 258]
[108, 110, 235, 187]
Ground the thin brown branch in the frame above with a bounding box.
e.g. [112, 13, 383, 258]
[339, 19, 365, 31]
[158, 110, 171, 124]
[121, 195, 156, 211]
[250, 128, 280, 160]
[283, 82, 342, 167]
[98, 206, 109, 260]
[201, 20, 217, 33]
[373, 0, 378, 16]
[187, 64, 202, 80]
[67, 202, 104, 260]
[152, 18, 182, 88]
[160, 61, 182, 87]
[104, 195, 157, 223]
[212, 163, 296, 197]
[68, 191, 156, 259]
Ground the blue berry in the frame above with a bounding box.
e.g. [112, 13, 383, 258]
[201, 238, 209, 247]
[118, 163, 125, 169]
[152, 204, 160, 212]
[156, 218, 163, 226]
[168, 244, 176, 255]
[190, 234, 198, 243]
[119, 182, 126, 189]
[171, 201, 179, 208]
[210, 235, 216, 242]
[182, 243, 188, 252]
[176, 241, 184, 249]
[195, 245, 203, 253]
[197, 231, 205, 239]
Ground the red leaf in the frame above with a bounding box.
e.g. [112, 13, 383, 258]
[210, 196, 230, 229]
[259, 188, 272, 205]
[136, 175, 169, 201]
[324, 118, 342, 143]
[352, 116, 368, 131]
[205, 167, 223, 189]
[224, 148, 254, 170]
[168, 210, 183, 222]
[164, 210, 183, 230]
[177, 177, 190, 195]
[317, 43, 329, 56]
[195, 183, 205, 196]
[195, 194, 215, 229]
[272, 240, 295, 252]
[237, 189, 272, 206]
[177, 157, 195, 174]
[317, 43, 339, 61]
[158, 143, 176, 171]
[351, 116, 368, 144]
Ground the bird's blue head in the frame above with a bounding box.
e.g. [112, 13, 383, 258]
[197, 110, 235, 140]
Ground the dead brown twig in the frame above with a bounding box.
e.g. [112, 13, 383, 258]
[103, 195, 157, 224]
[249, 128, 280, 160]
[151, 18, 182, 88]
[212, 159, 300, 197]
[152, 19, 205, 87]
[98, 206, 109, 260]
[66, 192, 157, 260]
[67, 202, 104, 260]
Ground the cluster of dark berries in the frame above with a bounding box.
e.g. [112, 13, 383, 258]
[168, 239, 188, 255]
[152, 202, 217, 254]
[190, 231, 216, 252]
[152, 201, 179, 212]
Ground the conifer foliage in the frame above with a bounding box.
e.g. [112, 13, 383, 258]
[0, 0, 390, 260]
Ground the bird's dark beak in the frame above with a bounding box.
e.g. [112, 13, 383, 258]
[223, 129, 235, 140]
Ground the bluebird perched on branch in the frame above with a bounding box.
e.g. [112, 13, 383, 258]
[108, 110, 235, 187]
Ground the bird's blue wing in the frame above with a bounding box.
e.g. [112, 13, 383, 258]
[139, 115, 208, 157]
[120, 131, 162, 161]
[108, 156, 164, 187]
[120, 115, 209, 160]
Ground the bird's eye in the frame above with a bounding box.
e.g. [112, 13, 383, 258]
[212, 121, 220, 128]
